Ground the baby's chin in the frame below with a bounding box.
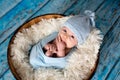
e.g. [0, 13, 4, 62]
[66, 43, 77, 48]
[66, 45, 73, 49]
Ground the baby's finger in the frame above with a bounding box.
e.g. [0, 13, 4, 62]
[53, 47, 56, 51]
[50, 46, 53, 51]
[57, 37, 60, 43]
[58, 36, 60, 42]
[56, 37, 59, 42]
[58, 36, 62, 42]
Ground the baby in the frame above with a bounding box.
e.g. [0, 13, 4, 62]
[44, 26, 78, 57]
[29, 10, 95, 69]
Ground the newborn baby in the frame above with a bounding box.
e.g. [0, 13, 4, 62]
[44, 27, 78, 57]
[29, 10, 95, 69]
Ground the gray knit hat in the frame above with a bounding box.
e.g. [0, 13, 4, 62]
[63, 10, 95, 45]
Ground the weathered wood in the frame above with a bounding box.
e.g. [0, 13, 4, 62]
[91, 17, 120, 80]
[91, 1, 120, 79]
[0, 36, 12, 78]
[29, 0, 78, 19]
[96, 0, 120, 35]
[0, 0, 49, 44]
[0, 0, 22, 18]
[106, 59, 120, 80]
[64, 0, 104, 15]
[2, 69, 15, 80]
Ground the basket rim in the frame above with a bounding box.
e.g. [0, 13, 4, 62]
[7, 13, 99, 80]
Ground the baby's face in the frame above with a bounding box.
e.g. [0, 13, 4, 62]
[58, 27, 78, 48]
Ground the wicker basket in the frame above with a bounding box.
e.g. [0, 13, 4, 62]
[7, 14, 98, 80]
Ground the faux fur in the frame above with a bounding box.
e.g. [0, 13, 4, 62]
[10, 16, 103, 80]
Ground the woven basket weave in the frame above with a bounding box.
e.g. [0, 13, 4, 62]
[7, 14, 98, 80]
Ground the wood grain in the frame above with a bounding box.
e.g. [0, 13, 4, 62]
[64, 0, 104, 15]
[0, 0, 49, 44]
[28, 0, 78, 20]
[0, 0, 22, 18]
[96, 0, 120, 35]
[91, 17, 120, 80]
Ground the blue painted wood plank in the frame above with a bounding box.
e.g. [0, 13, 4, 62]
[106, 59, 120, 80]
[0, 34, 15, 80]
[0, 0, 22, 18]
[91, 17, 120, 80]
[64, 0, 86, 15]
[95, 0, 120, 35]
[0, 0, 49, 44]
[0, 36, 12, 78]
[3, 69, 16, 80]
[64, 0, 104, 15]
[30, 0, 78, 19]
[115, 73, 120, 80]
[76, 0, 105, 12]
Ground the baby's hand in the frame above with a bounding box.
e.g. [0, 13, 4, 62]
[49, 44, 57, 53]
[44, 43, 57, 53]
[45, 50, 53, 57]
[56, 36, 66, 51]
[44, 44, 51, 50]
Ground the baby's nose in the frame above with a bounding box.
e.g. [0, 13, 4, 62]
[64, 34, 68, 39]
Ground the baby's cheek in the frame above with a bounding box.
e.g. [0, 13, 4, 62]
[66, 40, 74, 48]
[71, 40, 78, 46]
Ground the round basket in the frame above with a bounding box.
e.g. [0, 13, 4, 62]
[7, 14, 98, 80]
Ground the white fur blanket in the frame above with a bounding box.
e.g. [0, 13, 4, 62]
[10, 16, 103, 80]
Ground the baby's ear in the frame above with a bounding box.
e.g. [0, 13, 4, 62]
[84, 10, 95, 27]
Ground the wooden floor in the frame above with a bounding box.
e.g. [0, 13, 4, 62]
[0, 0, 120, 80]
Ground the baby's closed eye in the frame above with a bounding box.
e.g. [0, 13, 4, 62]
[63, 29, 67, 33]
[71, 35, 74, 39]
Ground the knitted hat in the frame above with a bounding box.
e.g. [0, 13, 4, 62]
[63, 10, 95, 45]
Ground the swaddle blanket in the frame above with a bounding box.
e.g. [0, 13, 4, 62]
[30, 32, 75, 69]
